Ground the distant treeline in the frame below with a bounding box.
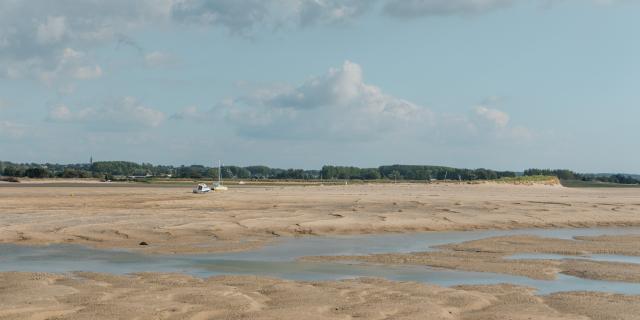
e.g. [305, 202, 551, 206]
[1, 160, 638, 184]
[320, 165, 517, 181]
[524, 169, 640, 185]
[1, 161, 515, 181]
[0, 161, 319, 180]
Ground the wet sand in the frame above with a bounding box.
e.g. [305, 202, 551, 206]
[1, 183, 640, 254]
[304, 234, 640, 282]
[3, 271, 640, 320]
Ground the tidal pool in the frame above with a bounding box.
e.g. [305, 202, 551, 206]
[2, 227, 640, 295]
[507, 253, 640, 265]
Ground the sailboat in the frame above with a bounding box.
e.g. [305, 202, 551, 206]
[212, 160, 228, 191]
[193, 183, 211, 194]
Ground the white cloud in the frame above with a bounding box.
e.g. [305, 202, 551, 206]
[28, 47, 103, 90]
[221, 60, 433, 140]
[190, 62, 533, 145]
[171, 0, 372, 35]
[465, 98, 533, 143]
[474, 106, 509, 128]
[383, 0, 514, 18]
[71, 65, 102, 79]
[47, 97, 166, 129]
[0, 0, 630, 85]
[36, 16, 67, 44]
[0, 1, 172, 84]
[0, 121, 26, 139]
[144, 51, 177, 67]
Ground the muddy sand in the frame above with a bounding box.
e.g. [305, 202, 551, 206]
[3, 272, 640, 320]
[1, 183, 640, 254]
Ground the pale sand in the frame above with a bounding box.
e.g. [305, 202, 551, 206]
[3, 272, 640, 320]
[1, 183, 640, 254]
[3, 183, 640, 319]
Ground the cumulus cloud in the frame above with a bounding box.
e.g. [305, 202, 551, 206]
[383, 0, 514, 18]
[465, 97, 533, 143]
[47, 97, 166, 129]
[32, 47, 103, 90]
[474, 106, 509, 128]
[0, 0, 630, 83]
[0, 0, 172, 84]
[220, 61, 433, 140]
[196, 61, 533, 146]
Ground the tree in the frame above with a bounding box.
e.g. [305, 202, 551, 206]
[24, 167, 50, 178]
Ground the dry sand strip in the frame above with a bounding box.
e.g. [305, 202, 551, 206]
[440, 234, 640, 256]
[303, 234, 640, 282]
[2, 271, 640, 320]
[1, 183, 640, 254]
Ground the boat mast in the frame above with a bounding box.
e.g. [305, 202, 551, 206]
[218, 160, 222, 185]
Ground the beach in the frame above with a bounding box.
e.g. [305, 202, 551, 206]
[1, 182, 640, 254]
[2, 182, 640, 319]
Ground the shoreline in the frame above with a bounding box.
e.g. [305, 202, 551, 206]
[4, 222, 640, 255]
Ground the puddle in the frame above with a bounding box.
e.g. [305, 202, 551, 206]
[2, 227, 640, 295]
[507, 253, 640, 265]
[202, 226, 640, 261]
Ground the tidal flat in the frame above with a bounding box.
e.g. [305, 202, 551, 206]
[1, 182, 640, 319]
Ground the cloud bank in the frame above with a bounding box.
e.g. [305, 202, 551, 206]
[1, 0, 630, 88]
[179, 61, 528, 145]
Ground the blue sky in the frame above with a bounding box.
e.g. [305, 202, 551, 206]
[0, 0, 638, 172]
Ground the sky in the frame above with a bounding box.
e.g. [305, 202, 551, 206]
[0, 0, 638, 172]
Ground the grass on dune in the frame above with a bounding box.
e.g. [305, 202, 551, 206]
[560, 179, 640, 188]
[494, 176, 560, 185]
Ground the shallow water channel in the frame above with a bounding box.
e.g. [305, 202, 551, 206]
[2, 227, 640, 295]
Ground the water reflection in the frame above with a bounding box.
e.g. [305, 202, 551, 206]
[2, 227, 640, 295]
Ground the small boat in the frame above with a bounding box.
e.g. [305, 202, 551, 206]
[212, 182, 228, 191]
[212, 160, 228, 191]
[193, 183, 211, 194]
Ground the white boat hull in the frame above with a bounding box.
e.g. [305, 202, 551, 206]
[193, 183, 211, 193]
